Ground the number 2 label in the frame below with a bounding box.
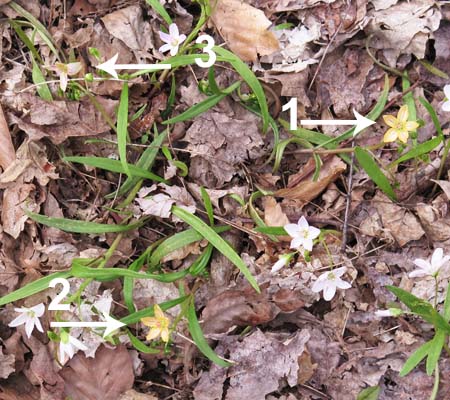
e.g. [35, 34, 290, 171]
[48, 278, 71, 311]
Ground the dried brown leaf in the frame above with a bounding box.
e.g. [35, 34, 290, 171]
[211, 0, 279, 61]
[0, 103, 15, 170]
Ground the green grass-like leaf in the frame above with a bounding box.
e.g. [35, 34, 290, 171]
[357, 386, 381, 400]
[187, 297, 232, 367]
[172, 206, 260, 292]
[213, 46, 269, 132]
[354, 147, 396, 200]
[400, 339, 433, 376]
[144, 0, 172, 24]
[26, 210, 141, 234]
[117, 82, 131, 177]
[64, 156, 167, 183]
[390, 137, 442, 166]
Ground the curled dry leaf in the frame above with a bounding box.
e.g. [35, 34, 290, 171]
[211, 0, 279, 61]
[0, 347, 15, 379]
[275, 155, 346, 202]
[263, 197, 290, 227]
[0, 103, 15, 170]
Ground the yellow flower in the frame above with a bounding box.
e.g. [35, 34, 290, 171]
[141, 304, 170, 342]
[382, 105, 419, 144]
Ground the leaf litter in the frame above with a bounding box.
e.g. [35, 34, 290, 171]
[0, 0, 450, 399]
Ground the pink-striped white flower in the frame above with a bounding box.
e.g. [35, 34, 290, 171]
[443, 85, 450, 112]
[51, 62, 82, 92]
[284, 216, 320, 251]
[159, 24, 186, 56]
[311, 267, 351, 301]
[410, 248, 450, 278]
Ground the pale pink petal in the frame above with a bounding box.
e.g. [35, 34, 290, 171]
[178, 34, 186, 44]
[290, 237, 303, 249]
[442, 101, 450, 112]
[34, 317, 44, 333]
[333, 267, 348, 278]
[284, 223, 300, 238]
[323, 283, 337, 301]
[159, 31, 172, 43]
[297, 216, 309, 229]
[335, 279, 351, 290]
[303, 238, 313, 251]
[159, 43, 173, 54]
[170, 45, 179, 56]
[409, 269, 427, 278]
[59, 73, 68, 92]
[8, 313, 29, 327]
[169, 23, 179, 38]
[32, 303, 45, 317]
[431, 248, 444, 267]
[25, 318, 35, 338]
[413, 258, 431, 271]
[271, 258, 286, 273]
[66, 62, 82, 75]
[69, 336, 88, 351]
[444, 85, 450, 99]
[308, 226, 321, 239]
[311, 278, 326, 293]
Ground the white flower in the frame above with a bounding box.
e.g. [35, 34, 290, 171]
[284, 216, 320, 251]
[271, 253, 295, 273]
[443, 85, 450, 112]
[311, 267, 351, 301]
[375, 308, 403, 317]
[8, 303, 45, 338]
[50, 62, 82, 92]
[159, 24, 186, 56]
[410, 248, 450, 278]
[58, 331, 88, 364]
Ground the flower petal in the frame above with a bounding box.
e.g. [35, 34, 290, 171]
[333, 267, 348, 278]
[405, 121, 419, 131]
[308, 226, 321, 240]
[398, 130, 409, 144]
[25, 318, 35, 338]
[383, 114, 398, 128]
[397, 105, 409, 122]
[178, 34, 187, 45]
[383, 128, 399, 143]
[141, 317, 158, 327]
[335, 279, 351, 289]
[59, 73, 68, 92]
[154, 304, 165, 319]
[160, 328, 170, 343]
[66, 62, 82, 75]
[290, 236, 303, 249]
[311, 278, 326, 293]
[159, 43, 173, 54]
[169, 23, 179, 38]
[303, 238, 314, 251]
[170, 45, 179, 57]
[8, 313, 29, 327]
[442, 100, 450, 112]
[323, 283, 337, 301]
[159, 31, 172, 43]
[444, 84, 450, 100]
[34, 317, 44, 333]
[271, 258, 287, 273]
[409, 269, 427, 278]
[146, 327, 162, 341]
[413, 258, 431, 271]
[431, 248, 444, 267]
[69, 335, 88, 351]
[297, 216, 309, 229]
[284, 223, 300, 238]
[32, 303, 46, 317]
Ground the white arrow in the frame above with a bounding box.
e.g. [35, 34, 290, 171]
[51, 314, 126, 337]
[96, 53, 171, 79]
[300, 109, 375, 136]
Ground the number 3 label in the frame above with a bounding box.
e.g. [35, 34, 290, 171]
[195, 35, 216, 68]
[48, 278, 71, 311]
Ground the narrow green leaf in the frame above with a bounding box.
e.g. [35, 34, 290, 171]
[426, 330, 445, 375]
[420, 97, 444, 138]
[108, 130, 168, 198]
[172, 206, 260, 292]
[419, 60, 449, 79]
[391, 137, 442, 166]
[0, 271, 71, 306]
[71, 263, 189, 282]
[163, 81, 241, 125]
[26, 210, 141, 234]
[354, 147, 396, 200]
[64, 156, 167, 183]
[189, 244, 213, 276]
[187, 297, 232, 367]
[213, 46, 269, 132]
[443, 282, 450, 321]
[120, 297, 187, 325]
[201, 187, 214, 225]
[400, 339, 433, 376]
[357, 386, 380, 400]
[144, 0, 172, 24]
[117, 82, 131, 177]
[254, 226, 288, 235]
[126, 329, 160, 353]
[32, 58, 53, 101]
[150, 226, 229, 268]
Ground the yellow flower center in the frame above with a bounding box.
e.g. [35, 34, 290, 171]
[327, 272, 336, 281]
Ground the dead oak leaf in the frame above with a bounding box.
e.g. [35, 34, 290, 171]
[211, 0, 279, 62]
[193, 329, 310, 400]
[59, 345, 134, 400]
[0, 347, 15, 379]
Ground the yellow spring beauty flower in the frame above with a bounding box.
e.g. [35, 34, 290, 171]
[141, 304, 170, 342]
[382, 105, 419, 144]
